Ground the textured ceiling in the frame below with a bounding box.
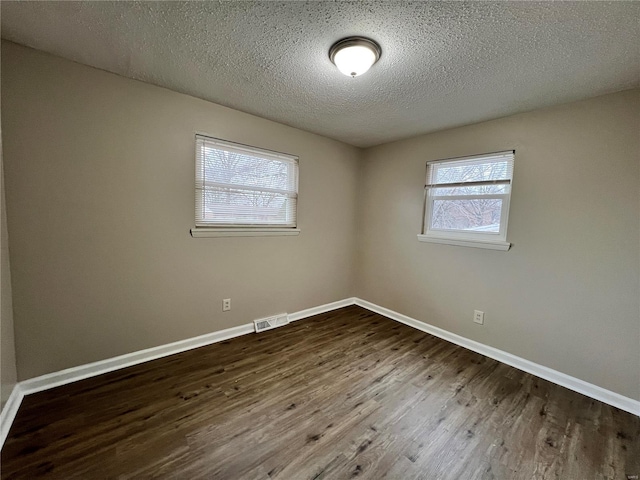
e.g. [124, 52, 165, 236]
[2, 1, 639, 147]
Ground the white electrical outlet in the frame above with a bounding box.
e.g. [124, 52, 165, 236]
[223, 298, 231, 312]
[473, 310, 484, 325]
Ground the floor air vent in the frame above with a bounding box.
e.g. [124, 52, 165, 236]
[254, 314, 289, 333]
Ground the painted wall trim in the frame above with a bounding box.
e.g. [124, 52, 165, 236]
[190, 227, 301, 238]
[0, 384, 24, 448]
[1, 298, 357, 450]
[19, 322, 255, 396]
[354, 298, 640, 416]
[417, 234, 511, 251]
[288, 297, 356, 322]
[3, 296, 637, 451]
[19, 298, 355, 397]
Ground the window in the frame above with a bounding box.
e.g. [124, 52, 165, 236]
[192, 135, 299, 237]
[418, 151, 514, 250]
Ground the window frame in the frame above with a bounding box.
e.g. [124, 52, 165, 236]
[191, 134, 300, 238]
[418, 150, 514, 251]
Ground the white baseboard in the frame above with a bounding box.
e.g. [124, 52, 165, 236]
[288, 298, 356, 322]
[3, 296, 637, 452]
[354, 298, 640, 416]
[18, 298, 357, 396]
[1, 298, 357, 450]
[19, 322, 256, 396]
[0, 384, 24, 448]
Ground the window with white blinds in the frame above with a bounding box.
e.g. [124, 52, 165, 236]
[420, 151, 514, 249]
[194, 135, 299, 228]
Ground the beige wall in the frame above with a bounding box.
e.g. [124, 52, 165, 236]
[356, 89, 640, 400]
[2, 40, 638, 402]
[1, 42, 361, 380]
[1, 103, 18, 406]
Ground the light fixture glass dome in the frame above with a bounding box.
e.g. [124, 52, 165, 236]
[329, 37, 381, 78]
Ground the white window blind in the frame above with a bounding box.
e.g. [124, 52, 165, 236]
[422, 151, 514, 247]
[195, 135, 298, 228]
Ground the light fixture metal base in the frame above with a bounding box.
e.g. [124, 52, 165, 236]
[329, 36, 382, 73]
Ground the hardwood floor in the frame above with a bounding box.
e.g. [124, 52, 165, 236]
[2, 305, 638, 479]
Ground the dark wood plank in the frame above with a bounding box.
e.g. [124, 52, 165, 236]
[2, 306, 638, 479]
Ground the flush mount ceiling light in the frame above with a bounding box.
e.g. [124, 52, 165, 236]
[329, 36, 381, 78]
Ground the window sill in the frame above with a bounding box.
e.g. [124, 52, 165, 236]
[191, 227, 300, 238]
[417, 234, 510, 251]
